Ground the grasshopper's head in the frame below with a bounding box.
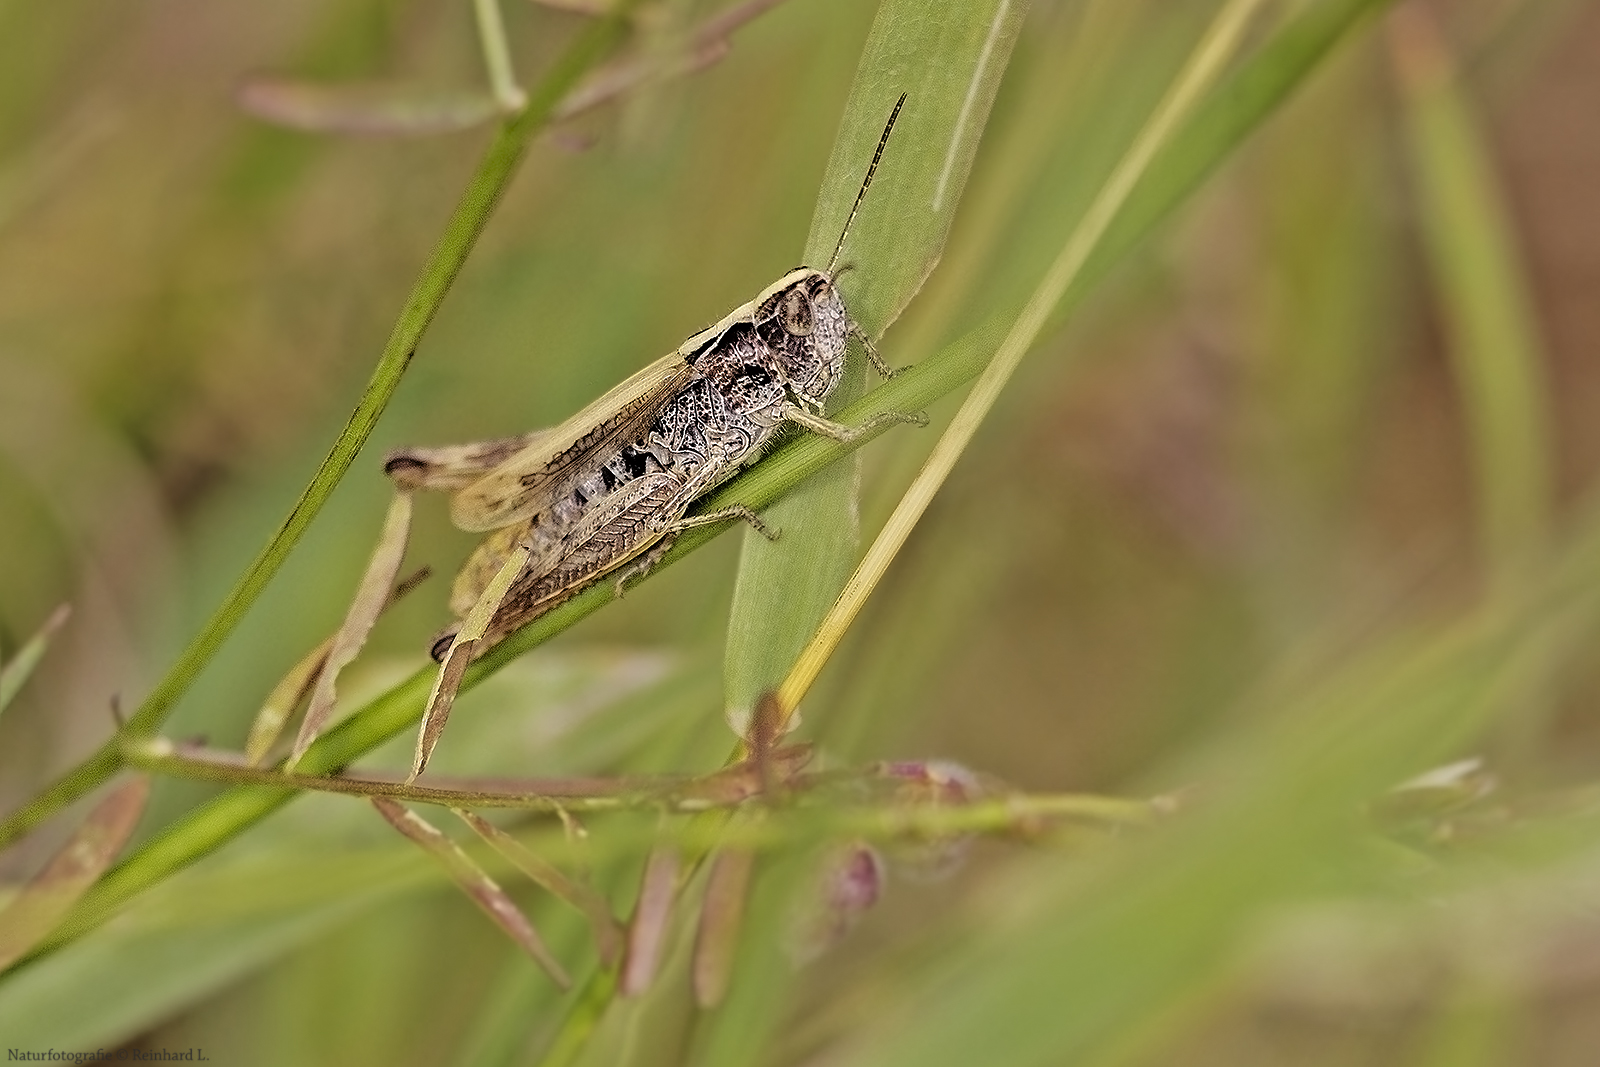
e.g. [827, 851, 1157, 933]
[755, 268, 852, 407]
[754, 92, 904, 407]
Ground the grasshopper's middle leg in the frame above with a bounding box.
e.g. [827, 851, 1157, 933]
[780, 402, 927, 444]
[610, 502, 780, 599]
[608, 463, 785, 598]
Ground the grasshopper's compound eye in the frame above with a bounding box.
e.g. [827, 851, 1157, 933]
[779, 287, 814, 337]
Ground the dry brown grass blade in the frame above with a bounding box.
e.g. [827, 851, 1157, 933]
[239, 0, 795, 138]
[0, 777, 148, 969]
[236, 81, 502, 137]
[553, 0, 794, 122]
[247, 637, 332, 766]
[455, 809, 625, 967]
[371, 797, 570, 987]
[246, 566, 429, 766]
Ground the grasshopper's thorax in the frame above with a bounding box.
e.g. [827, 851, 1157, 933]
[753, 268, 851, 411]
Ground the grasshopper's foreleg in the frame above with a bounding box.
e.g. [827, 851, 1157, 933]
[612, 535, 678, 599]
[781, 402, 928, 445]
[851, 324, 899, 380]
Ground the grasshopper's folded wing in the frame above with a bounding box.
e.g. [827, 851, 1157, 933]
[449, 351, 697, 532]
[385, 430, 556, 493]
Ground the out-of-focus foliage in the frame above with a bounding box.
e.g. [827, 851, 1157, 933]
[4, 1, 1600, 1065]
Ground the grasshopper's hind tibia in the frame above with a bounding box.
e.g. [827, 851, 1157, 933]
[412, 541, 532, 781]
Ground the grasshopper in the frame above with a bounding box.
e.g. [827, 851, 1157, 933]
[289, 95, 918, 780]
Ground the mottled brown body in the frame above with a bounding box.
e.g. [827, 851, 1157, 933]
[387, 269, 866, 658]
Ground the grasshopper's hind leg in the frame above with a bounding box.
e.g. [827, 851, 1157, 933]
[411, 540, 533, 781]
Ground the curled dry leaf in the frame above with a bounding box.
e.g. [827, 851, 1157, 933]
[371, 798, 570, 987]
[0, 776, 148, 969]
[247, 637, 331, 766]
[251, 563, 428, 767]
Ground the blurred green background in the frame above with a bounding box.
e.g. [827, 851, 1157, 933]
[5, 0, 1600, 1064]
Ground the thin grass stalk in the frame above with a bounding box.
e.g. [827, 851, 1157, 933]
[774, 0, 1270, 724]
[0, 1, 640, 850]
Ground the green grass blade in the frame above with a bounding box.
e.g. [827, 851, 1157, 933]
[1076, 0, 1398, 307]
[1391, 11, 1554, 584]
[0, 603, 69, 717]
[723, 0, 1030, 731]
[0, 4, 639, 851]
[825, 502, 1600, 1067]
[773, 0, 1265, 717]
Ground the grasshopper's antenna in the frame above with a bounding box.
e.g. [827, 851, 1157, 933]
[826, 92, 906, 276]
